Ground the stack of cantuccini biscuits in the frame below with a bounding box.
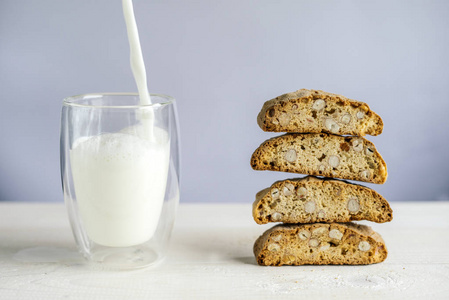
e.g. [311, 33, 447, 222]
[250, 89, 391, 266]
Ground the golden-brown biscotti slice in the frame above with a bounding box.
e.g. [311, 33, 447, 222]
[250, 133, 387, 184]
[257, 89, 383, 136]
[253, 176, 392, 224]
[254, 223, 387, 266]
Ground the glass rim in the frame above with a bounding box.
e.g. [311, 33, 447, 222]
[63, 93, 175, 109]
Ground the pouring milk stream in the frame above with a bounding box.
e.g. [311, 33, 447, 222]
[122, 0, 151, 106]
[70, 0, 170, 247]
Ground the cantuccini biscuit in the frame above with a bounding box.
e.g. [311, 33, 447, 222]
[257, 89, 383, 136]
[253, 176, 392, 224]
[254, 222, 387, 266]
[250, 133, 387, 184]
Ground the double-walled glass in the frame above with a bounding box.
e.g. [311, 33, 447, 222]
[60, 93, 180, 269]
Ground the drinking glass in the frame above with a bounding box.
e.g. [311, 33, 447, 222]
[60, 93, 180, 269]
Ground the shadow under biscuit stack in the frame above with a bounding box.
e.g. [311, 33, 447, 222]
[250, 89, 392, 266]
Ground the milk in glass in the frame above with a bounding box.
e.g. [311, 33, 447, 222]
[70, 0, 169, 247]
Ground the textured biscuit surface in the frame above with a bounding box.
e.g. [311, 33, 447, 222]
[254, 223, 387, 266]
[257, 89, 383, 136]
[253, 176, 392, 224]
[250, 133, 387, 184]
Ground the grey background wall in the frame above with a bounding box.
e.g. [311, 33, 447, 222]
[1, 0, 448, 202]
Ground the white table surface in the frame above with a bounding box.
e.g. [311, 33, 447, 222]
[0, 202, 448, 300]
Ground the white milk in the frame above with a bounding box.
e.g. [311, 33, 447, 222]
[71, 128, 169, 247]
[122, 0, 150, 104]
[70, 0, 171, 247]
[122, 0, 156, 138]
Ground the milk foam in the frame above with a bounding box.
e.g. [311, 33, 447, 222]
[71, 130, 169, 247]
